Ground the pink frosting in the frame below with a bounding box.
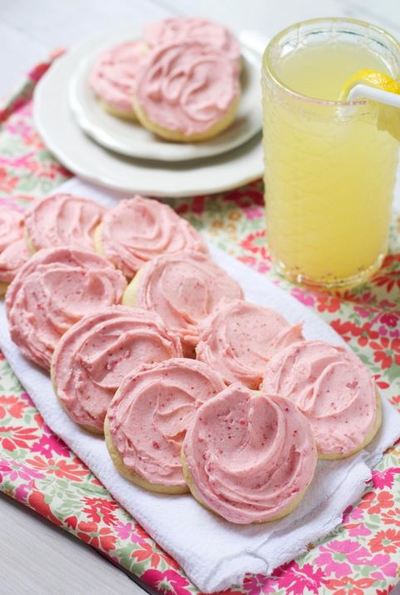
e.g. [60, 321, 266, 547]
[182, 384, 317, 524]
[262, 340, 379, 457]
[196, 300, 303, 388]
[53, 307, 182, 433]
[135, 42, 240, 135]
[144, 18, 241, 62]
[108, 358, 225, 488]
[134, 251, 244, 354]
[0, 239, 31, 284]
[100, 196, 207, 278]
[89, 41, 148, 114]
[6, 248, 127, 370]
[25, 193, 105, 251]
[0, 204, 24, 252]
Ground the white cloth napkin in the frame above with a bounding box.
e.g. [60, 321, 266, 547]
[1, 179, 399, 592]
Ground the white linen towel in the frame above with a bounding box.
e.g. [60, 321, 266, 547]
[0, 178, 399, 592]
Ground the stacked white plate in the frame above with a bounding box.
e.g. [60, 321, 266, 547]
[33, 27, 264, 198]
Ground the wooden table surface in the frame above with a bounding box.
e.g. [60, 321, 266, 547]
[1, 0, 400, 593]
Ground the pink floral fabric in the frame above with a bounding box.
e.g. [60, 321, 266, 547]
[0, 58, 399, 594]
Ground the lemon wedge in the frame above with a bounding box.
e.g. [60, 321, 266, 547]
[340, 68, 400, 141]
[339, 68, 400, 100]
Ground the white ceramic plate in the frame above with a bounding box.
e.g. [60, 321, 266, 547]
[69, 32, 262, 162]
[33, 30, 263, 198]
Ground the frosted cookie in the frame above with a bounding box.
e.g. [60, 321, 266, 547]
[105, 358, 225, 493]
[0, 240, 31, 296]
[95, 196, 207, 279]
[52, 307, 182, 434]
[144, 17, 241, 63]
[123, 251, 244, 355]
[134, 42, 240, 142]
[25, 193, 105, 252]
[262, 340, 382, 459]
[0, 204, 29, 295]
[89, 40, 148, 120]
[6, 248, 126, 370]
[182, 384, 317, 524]
[196, 300, 303, 388]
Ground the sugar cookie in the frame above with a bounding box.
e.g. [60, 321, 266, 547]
[105, 358, 225, 493]
[262, 340, 382, 459]
[182, 384, 317, 523]
[6, 248, 126, 369]
[52, 307, 182, 434]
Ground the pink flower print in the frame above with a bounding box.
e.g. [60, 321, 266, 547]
[243, 573, 275, 595]
[354, 305, 371, 318]
[244, 205, 264, 221]
[315, 540, 369, 578]
[31, 428, 70, 459]
[15, 479, 35, 502]
[140, 569, 191, 595]
[342, 505, 364, 523]
[372, 468, 400, 489]
[346, 524, 372, 537]
[273, 561, 325, 594]
[291, 287, 315, 307]
[0, 459, 44, 482]
[115, 521, 147, 546]
[380, 312, 399, 328]
[369, 554, 397, 580]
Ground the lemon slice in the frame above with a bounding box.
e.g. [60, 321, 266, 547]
[340, 68, 400, 141]
[339, 68, 400, 100]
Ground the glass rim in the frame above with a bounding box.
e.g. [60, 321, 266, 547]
[263, 16, 400, 107]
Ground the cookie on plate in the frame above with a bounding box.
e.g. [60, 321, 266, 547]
[52, 307, 182, 434]
[134, 41, 240, 142]
[262, 340, 382, 459]
[196, 299, 303, 388]
[25, 193, 106, 252]
[144, 17, 241, 64]
[122, 251, 244, 356]
[94, 196, 207, 279]
[89, 40, 148, 121]
[182, 384, 317, 523]
[6, 247, 126, 369]
[105, 358, 225, 493]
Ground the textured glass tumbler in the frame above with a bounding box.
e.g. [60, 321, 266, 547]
[262, 18, 400, 290]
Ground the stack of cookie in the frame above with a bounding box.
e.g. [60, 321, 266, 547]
[2, 192, 382, 524]
[89, 17, 242, 142]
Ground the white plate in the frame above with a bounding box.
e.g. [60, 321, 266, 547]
[69, 32, 262, 162]
[33, 31, 263, 198]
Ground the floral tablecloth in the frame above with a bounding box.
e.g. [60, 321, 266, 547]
[0, 57, 399, 595]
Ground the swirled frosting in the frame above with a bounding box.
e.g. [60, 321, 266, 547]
[25, 193, 105, 252]
[0, 204, 29, 285]
[89, 41, 148, 114]
[0, 239, 31, 285]
[108, 358, 225, 489]
[130, 251, 244, 354]
[144, 18, 241, 62]
[53, 307, 182, 433]
[0, 204, 24, 252]
[99, 196, 207, 278]
[262, 340, 380, 458]
[196, 300, 303, 388]
[6, 248, 127, 370]
[182, 384, 317, 524]
[135, 42, 240, 136]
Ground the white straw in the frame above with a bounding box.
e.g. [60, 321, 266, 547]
[348, 83, 400, 108]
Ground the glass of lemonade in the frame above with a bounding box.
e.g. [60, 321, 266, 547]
[262, 18, 400, 289]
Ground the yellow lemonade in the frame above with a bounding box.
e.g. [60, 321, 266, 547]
[262, 19, 400, 288]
